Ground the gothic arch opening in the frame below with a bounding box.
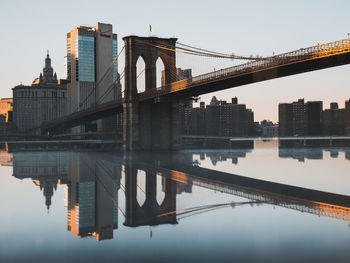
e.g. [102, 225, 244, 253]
[136, 170, 146, 207]
[136, 56, 146, 93]
[156, 173, 165, 206]
[155, 57, 165, 89]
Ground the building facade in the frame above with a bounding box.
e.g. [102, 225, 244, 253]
[66, 22, 120, 133]
[189, 97, 255, 137]
[345, 99, 350, 135]
[278, 99, 322, 136]
[323, 102, 345, 135]
[260, 120, 279, 137]
[12, 52, 67, 133]
[0, 98, 13, 122]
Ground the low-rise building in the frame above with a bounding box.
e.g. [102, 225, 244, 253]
[260, 120, 279, 137]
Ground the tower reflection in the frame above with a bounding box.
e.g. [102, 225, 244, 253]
[66, 152, 121, 241]
[8, 148, 350, 242]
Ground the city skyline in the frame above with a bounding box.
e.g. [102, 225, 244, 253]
[1, 0, 350, 121]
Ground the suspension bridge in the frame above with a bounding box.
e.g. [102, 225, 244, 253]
[40, 36, 350, 150]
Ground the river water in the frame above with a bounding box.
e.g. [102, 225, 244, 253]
[1, 140, 350, 263]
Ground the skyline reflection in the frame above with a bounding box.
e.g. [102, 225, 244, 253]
[2, 145, 350, 243]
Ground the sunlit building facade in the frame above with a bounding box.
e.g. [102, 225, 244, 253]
[66, 22, 120, 133]
[0, 98, 13, 122]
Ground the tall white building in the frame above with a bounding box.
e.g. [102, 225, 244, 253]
[66, 22, 120, 132]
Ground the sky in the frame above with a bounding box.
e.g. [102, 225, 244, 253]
[0, 0, 349, 122]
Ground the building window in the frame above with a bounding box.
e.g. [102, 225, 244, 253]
[112, 39, 118, 82]
[76, 35, 95, 82]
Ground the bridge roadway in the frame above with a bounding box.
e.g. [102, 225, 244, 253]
[42, 37, 350, 132]
[181, 135, 350, 141]
[135, 159, 350, 222]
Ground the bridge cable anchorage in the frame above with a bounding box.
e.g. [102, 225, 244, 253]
[72, 45, 125, 113]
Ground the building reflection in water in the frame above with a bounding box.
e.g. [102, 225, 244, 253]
[278, 147, 350, 162]
[65, 153, 121, 241]
[203, 149, 253, 166]
[0, 143, 13, 166]
[7, 148, 350, 242]
[12, 152, 67, 211]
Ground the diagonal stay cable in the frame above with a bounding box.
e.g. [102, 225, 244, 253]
[82, 159, 126, 217]
[72, 45, 125, 113]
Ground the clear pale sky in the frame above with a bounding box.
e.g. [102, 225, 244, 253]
[0, 0, 349, 122]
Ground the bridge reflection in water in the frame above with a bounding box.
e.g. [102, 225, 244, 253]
[8, 150, 350, 241]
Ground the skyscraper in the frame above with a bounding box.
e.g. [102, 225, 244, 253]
[66, 22, 120, 132]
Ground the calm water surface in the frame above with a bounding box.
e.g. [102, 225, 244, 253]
[1, 140, 350, 263]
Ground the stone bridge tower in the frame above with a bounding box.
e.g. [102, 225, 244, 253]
[123, 36, 180, 151]
[123, 162, 177, 227]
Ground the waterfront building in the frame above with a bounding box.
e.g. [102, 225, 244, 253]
[173, 68, 193, 134]
[190, 97, 254, 137]
[0, 98, 13, 122]
[206, 97, 254, 137]
[278, 99, 322, 136]
[260, 120, 279, 137]
[279, 103, 293, 136]
[66, 22, 120, 133]
[306, 101, 323, 135]
[191, 101, 206, 135]
[345, 99, 350, 135]
[323, 102, 345, 135]
[12, 52, 67, 133]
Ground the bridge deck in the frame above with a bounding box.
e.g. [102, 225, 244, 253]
[42, 37, 350, 131]
[138, 161, 350, 222]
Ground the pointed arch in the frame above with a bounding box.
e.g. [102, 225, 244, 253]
[156, 173, 165, 206]
[136, 55, 146, 93]
[156, 56, 167, 89]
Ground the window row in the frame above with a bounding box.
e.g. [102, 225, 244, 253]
[14, 90, 66, 98]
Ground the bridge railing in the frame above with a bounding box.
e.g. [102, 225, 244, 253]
[189, 37, 350, 85]
[139, 37, 350, 100]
